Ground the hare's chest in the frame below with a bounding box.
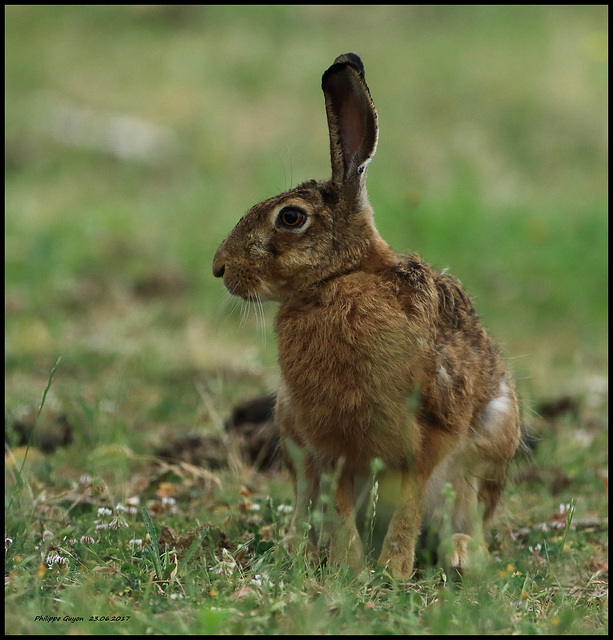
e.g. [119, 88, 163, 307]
[276, 286, 416, 387]
[275, 288, 417, 460]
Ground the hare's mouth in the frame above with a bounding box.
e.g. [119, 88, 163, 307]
[224, 280, 255, 301]
[223, 274, 281, 303]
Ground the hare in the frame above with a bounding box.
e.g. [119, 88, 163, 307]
[213, 53, 521, 580]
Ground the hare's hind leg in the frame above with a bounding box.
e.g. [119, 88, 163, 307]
[448, 383, 521, 571]
[448, 474, 490, 571]
[422, 462, 495, 572]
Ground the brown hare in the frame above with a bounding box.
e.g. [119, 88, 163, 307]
[213, 53, 521, 580]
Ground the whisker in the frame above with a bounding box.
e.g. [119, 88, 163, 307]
[221, 288, 241, 323]
[239, 298, 250, 327]
[252, 278, 270, 348]
[286, 143, 294, 189]
[217, 280, 269, 349]
[277, 151, 287, 193]
[255, 292, 267, 349]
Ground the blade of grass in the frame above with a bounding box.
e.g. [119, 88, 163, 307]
[180, 526, 210, 575]
[6, 356, 61, 509]
[556, 499, 576, 569]
[142, 506, 164, 580]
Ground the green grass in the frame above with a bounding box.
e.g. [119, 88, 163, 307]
[5, 5, 608, 634]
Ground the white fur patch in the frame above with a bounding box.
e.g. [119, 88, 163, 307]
[481, 381, 511, 435]
[438, 365, 452, 386]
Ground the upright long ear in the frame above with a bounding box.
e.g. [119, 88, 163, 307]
[322, 53, 378, 189]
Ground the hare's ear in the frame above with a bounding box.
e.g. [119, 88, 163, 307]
[322, 53, 378, 189]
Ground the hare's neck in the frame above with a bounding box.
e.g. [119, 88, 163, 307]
[329, 234, 395, 284]
[353, 204, 397, 272]
[279, 234, 396, 307]
[361, 231, 396, 273]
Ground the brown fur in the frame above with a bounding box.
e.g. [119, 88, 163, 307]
[213, 53, 521, 579]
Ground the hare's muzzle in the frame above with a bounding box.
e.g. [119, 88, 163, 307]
[212, 247, 253, 300]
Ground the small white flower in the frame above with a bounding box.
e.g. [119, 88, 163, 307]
[97, 507, 113, 517]
[211, 562, 236, 576]
[250, 573, 272, 588]
[46, 554, 67, 567]
[115, 503, 138, 515]
[277, 504, 293, 514]
[80, 536, 95, 544]
[109, 517, 129, 530]
[99, 400, 115, 413]
[210, 548, 237, 576]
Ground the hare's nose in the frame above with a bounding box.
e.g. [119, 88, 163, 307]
[212, 248, 227, 278]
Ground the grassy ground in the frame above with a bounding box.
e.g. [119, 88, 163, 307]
[5, 5, 607, 634]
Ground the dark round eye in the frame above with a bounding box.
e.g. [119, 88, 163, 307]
[278, 207, 307, 228]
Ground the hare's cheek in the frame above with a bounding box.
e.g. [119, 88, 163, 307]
[222, 262, 281, 301]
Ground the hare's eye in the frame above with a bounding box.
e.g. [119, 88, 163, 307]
[277, 207, 307, 228]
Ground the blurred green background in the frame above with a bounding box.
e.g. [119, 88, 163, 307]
[5, 5, 607, 431]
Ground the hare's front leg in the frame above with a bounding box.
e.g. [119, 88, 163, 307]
[377, 468, 426, 580]
[282, 438, 320, 549]
[329, 467, 363, 572]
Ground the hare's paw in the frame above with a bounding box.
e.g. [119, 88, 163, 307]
[377, 543, 416, 581]
[329, 525, 364, 573]
[450, 533, 470, 570]
[449, 533, 489, 574]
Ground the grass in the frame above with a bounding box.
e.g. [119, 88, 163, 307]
[5, 5, 608, 635]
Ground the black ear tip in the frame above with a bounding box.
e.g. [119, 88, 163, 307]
[322, 53, 366, 89]
[332, 52, 365, 77]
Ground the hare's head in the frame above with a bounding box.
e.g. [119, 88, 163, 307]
[213, 53, 391, 302]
